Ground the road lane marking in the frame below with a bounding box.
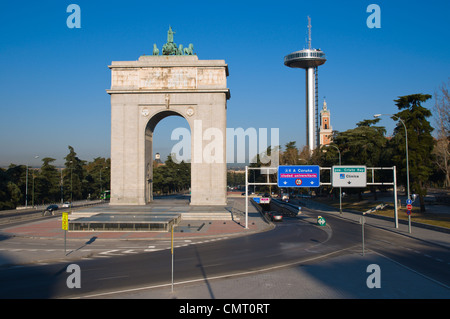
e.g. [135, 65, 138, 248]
[371, 250, 450, 290]
[73, 246, 357, 299]
[96, 275, 130, 281]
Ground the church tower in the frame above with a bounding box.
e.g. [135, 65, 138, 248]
[319, 100, 333, 146]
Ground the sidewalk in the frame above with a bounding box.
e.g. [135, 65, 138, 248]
[0, 199, 271, 241]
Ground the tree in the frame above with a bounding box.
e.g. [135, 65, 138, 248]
[0, 165, 27, 210]
[84, 157, 110, 199]
[325, 119, 388, 199]
[432, 80, 450, 187]
[279, 141, 300, 165]
[333, 118, 387, 167]
[390, 94, 434, 212]
[35, 157, 60, 204]
[227, 171, 245, 188]
[63, 146, 85, 201]
[153, 154, 190, 194]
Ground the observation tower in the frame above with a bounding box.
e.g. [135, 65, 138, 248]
[284, 17, 326, 151]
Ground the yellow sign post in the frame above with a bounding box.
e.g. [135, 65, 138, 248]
[62, 212, 69, 230]
[62, 212, 68, 254]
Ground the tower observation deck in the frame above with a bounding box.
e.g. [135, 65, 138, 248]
[284, 17, 326, 151]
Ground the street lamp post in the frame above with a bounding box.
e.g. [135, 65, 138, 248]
[25, 165, 28, 208]
[32, 171, 36, 207]
[325, 144, 342, 215]
[374, 113, 411, 233]
[25, 156, 39, 208]
[32, 156, 39, 207]
[70, 161, 73, 205]
[60, 168, 63, 204]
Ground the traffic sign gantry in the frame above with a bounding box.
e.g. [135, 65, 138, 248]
[278, 165, 320, 188]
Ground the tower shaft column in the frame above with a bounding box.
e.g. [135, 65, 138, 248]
[306, 67, 316, 151]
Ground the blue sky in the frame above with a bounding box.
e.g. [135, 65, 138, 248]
[0, 0, 449, 167]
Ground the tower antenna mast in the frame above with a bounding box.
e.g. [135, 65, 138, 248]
[308, 16, 312, 50]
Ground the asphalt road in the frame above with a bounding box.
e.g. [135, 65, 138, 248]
[0, 207, 448, 299]
[0, 213, 347, 298]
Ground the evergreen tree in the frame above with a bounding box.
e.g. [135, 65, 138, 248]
[84, 157, 110, 199]
[152, 154, 190, 194]
[35, 157, 60, 204]
[390, 94, 434, 212]
[63, 146, 85, 201]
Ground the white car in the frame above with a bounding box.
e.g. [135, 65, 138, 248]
[62, 202, 72, 208]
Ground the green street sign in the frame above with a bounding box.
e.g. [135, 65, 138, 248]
[317, 216, 326, 226]
[332, 165, 367, 188]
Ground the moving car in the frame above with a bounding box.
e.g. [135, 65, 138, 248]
[43, 204, 59, 216]
[267, 211, 283, 222]
[62, 202, 71, 208]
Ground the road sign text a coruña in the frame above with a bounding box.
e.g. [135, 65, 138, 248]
[278, 165, 320, 188]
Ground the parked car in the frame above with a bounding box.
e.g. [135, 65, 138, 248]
[62, 202, 72, 208]
[43, 204, 59, 216]
[267, 211, 283, 222]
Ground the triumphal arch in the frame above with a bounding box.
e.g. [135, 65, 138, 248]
[107, 27, 230, 206]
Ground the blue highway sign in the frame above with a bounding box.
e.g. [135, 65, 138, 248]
[278, 165, 320, 188]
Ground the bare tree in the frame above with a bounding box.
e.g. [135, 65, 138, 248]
[433, 79, 450, 187]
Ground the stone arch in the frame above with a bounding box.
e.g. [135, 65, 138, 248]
[108, 55, 229, 206]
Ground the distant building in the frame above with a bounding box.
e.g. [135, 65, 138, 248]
[319, 100, 333, 146]
[153, 153, 164, 167]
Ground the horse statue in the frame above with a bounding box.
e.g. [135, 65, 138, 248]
[183, 43, 194, 55]
[152, 44, 159, 56]
[177, 44, 184, 55]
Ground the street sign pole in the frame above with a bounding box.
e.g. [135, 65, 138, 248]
[360, 215, 365, 256]
[409, 214, 411, 234]
[245, 166, 249, 229]
[393, 166, 398, 229]
[62, 212, 68, 255]
[171, 225, 174, 293]
[406, 200, 412, 233]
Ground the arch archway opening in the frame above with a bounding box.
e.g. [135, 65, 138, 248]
[145, 110, 191, 203]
